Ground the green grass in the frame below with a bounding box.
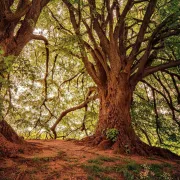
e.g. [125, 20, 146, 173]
[82, 164, 110, 179]
[87, 175, 114, 180]
[83, 159, 174, 180]
[82, 164, 105, 174]
[84, 157, 140, 179]
[98, 155, 118, 162]
[110, 162, 140, 179]
[87, 155, 119, 165]
[87, 159, 103, 165]
[32, 156, 53, 162]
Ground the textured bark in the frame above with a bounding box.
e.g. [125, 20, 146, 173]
[0, 0, 50, 56]
[94, 73, 137, 151]
[84, 72, 179, 158]
[0, 120, 24, 144]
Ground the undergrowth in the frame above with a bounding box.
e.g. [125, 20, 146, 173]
[82, 156, 175, 180]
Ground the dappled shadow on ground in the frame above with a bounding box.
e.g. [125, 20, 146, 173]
[0, 140, 180, 180]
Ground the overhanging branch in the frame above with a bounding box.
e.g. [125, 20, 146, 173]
[50, 90, 98, 139]
[31, 34, 49, 99]
[143, 60, 180, 78]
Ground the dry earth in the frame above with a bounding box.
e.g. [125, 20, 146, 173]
[0, 140, 180, 180]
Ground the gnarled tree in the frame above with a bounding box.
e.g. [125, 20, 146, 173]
[50, 0, 180, 156]
[0, 0, 50, 143]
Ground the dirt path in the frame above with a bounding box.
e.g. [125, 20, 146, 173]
[0, 140, 179, 180]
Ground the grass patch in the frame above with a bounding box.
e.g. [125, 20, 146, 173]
[32, 156, 53, 163]
[98, 155, 118, 162]
[111, 162, 141, 179]
[84, 160, 174, 180]
[82, 163, 117, 180]
[82, 164, 109, 179]
[85, 157, 141, 179]
[82, 164, 105, 174]
[109, 162, 173, 180]
[87, 159, 103, 165]
[63, 156, 79, 163]
[122, 158, 136, 164]
[87, 155, 119, 165]
[138, 163, 174, 179]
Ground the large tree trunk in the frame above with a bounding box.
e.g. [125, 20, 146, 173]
[0, 120, 25, 157]
[0, 120, 24, 144]
[94, 73, 138, 152]
[86, 73, 178, 158]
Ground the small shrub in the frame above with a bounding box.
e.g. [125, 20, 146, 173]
[106, 128, 119, 142]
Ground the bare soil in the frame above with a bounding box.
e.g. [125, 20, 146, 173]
[0, 139, 179, 180]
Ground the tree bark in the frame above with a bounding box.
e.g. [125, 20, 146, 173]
[94, 73, 137, 151]
[0, 120, 24, 144]
[86, 72, 179, 158]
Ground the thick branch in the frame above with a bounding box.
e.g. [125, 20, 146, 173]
[143, 60, 180, 78]
[51, 94, 98, 139]
[5, 0, 31, 22]
[129, 0, 157, 61]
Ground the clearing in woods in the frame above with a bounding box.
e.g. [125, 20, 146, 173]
[0, 139, 180, 180]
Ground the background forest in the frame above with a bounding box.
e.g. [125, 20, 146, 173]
[0, 0, 180, 155]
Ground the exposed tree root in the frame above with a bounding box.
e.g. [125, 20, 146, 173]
[81, 135, 180, 160]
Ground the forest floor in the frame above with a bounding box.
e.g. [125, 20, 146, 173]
[0, 139, 180, 180]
